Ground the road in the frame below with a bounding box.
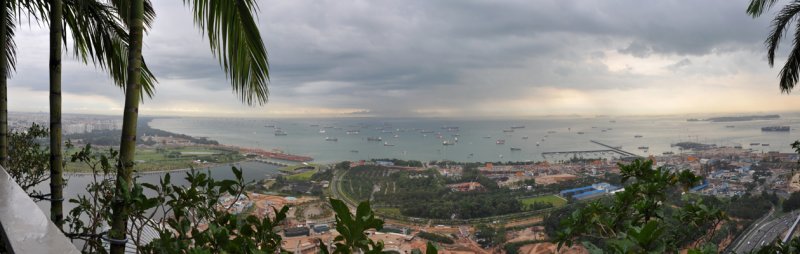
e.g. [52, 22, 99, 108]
[731, 210, 799, 253]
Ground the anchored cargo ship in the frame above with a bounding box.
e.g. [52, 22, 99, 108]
[761, 126, 790, 132]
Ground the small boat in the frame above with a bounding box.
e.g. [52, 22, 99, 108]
[511, 125, 525, 129]
[725, 125, 735, 128]
[536, 142, 540, 146]
[634, 135, 643, 138]
[381, 130, 393, 133]
[522, 136, 529, 140]
[346, 130, 360, 135]
[609, 120, 616, 123]
[662, 151, 674, 155]
[734, 145, 742, 149]
[483, 136, 492, 139]
[367, 137, 382, 141]
[638, 146, 649, 150]
[350, 150, 359, 153]
[383, 142, 395, 146]
[393, 134, 400, 138]
[325, 137, 338, 142]
[762, 143, 770, 146]
[310, 124, 320, 127]
[547, 131, 557, 134]
[496, 139, 505, 145]
[420, 130, 435, 134]
[577, 132, 585, 135]
[442, 140, 454, 146]
[510, 147, 522, 151]
[503, 129, 514, 133]
[319, 129, 326, 134]
[750, 142, 760, 146]
[265, 124, 275, 128]
[274, 130, 288, 136]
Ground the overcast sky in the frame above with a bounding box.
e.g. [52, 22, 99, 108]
[7, 0, 800, 118]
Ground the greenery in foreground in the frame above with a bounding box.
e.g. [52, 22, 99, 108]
[554, 159, 724, 253]
[52, 143, 438, 253]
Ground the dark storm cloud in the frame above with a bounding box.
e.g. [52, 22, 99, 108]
[5, 0, 782, 116]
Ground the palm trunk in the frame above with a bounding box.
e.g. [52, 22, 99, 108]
[0, 0, 8, 169]
[109, 0, 144, 252]
[48, 0, 64, 229]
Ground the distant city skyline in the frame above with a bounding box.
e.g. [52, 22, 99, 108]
[7, 0, 800, 117]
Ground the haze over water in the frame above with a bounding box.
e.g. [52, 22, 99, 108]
[150, 114, 800, 163]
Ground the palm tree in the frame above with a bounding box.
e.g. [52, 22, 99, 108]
[0, 0, 16, 169]
[46, 0, 157, 229]
[748, 0, 800, 92]
[108, 1, 270, 253]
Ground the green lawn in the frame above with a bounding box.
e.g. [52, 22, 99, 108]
[285, 170, 317, 181]
[280, 164, 318, 172]
[375, 207, 403, 218]
[519, 195, 567, 208]
[64, 146, 243, 172]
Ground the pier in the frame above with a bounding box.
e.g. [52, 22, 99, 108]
[541, 141, 642, 160]
[590, 140, 641, 157]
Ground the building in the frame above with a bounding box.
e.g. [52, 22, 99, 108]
[312, 224, 330, 234]
[559, 182, 621, 200]
[284, 227, 310, 237]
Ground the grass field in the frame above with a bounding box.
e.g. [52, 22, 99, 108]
[64, 146, 243, 172]
[286, 170, 317, 181]
[375, 207, 403, 218]
[280, 164, 317, 172]
[519, 195, 567, 208]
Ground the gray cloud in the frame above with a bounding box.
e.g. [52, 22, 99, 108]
[666, 58, 692, 72]
[3, 0, 788, 116]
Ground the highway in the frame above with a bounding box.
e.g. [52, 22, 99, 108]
[731, 210, 799, 253]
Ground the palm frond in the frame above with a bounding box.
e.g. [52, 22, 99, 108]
[1, 0, 16, 76]
[63, 0, 156, 98]
[748, 0, 781, 17]
[766, 2, 800, 67]
[108, 0, 154, 30]
[185, 0, 270, 106]
[777, 21, 800, 93]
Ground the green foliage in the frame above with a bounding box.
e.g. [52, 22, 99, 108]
[342, 165, 522, 219]
[336, 161, 351, 170]
[555, 159, 725, 253]
[325, 199, 385, 253]
[416, 231, 454, 244]
[371, 158, 423, 167]
[6, 123, 50, 200]
[64, 144, 289, 253]
[727, 193, 774, 220]
[784, 191, 800, 212]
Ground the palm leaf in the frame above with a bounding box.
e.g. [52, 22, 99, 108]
[777, 20, 800, 92]
[748, 0, 781, 17]
[184, 0, 270, 106]
[107, 0, 154, 30]
[765, 2, 800, 67]
[1, 0, 15, 76]
[63, 0, 156, 98]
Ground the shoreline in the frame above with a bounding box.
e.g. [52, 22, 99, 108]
[62, 159, 282, 176]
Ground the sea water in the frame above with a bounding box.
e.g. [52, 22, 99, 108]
[149, 114, 800, 163]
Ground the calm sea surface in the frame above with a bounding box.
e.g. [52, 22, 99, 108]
[150, 114, 800, 163]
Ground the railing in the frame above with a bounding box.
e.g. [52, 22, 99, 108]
[0, 165, 80, 254]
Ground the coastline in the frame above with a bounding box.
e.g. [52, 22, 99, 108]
[62, 159, 276, 176]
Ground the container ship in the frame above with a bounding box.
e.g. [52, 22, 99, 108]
[761, 126, 790, 132]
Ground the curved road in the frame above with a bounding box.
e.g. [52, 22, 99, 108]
[731, 210, 799, 253]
